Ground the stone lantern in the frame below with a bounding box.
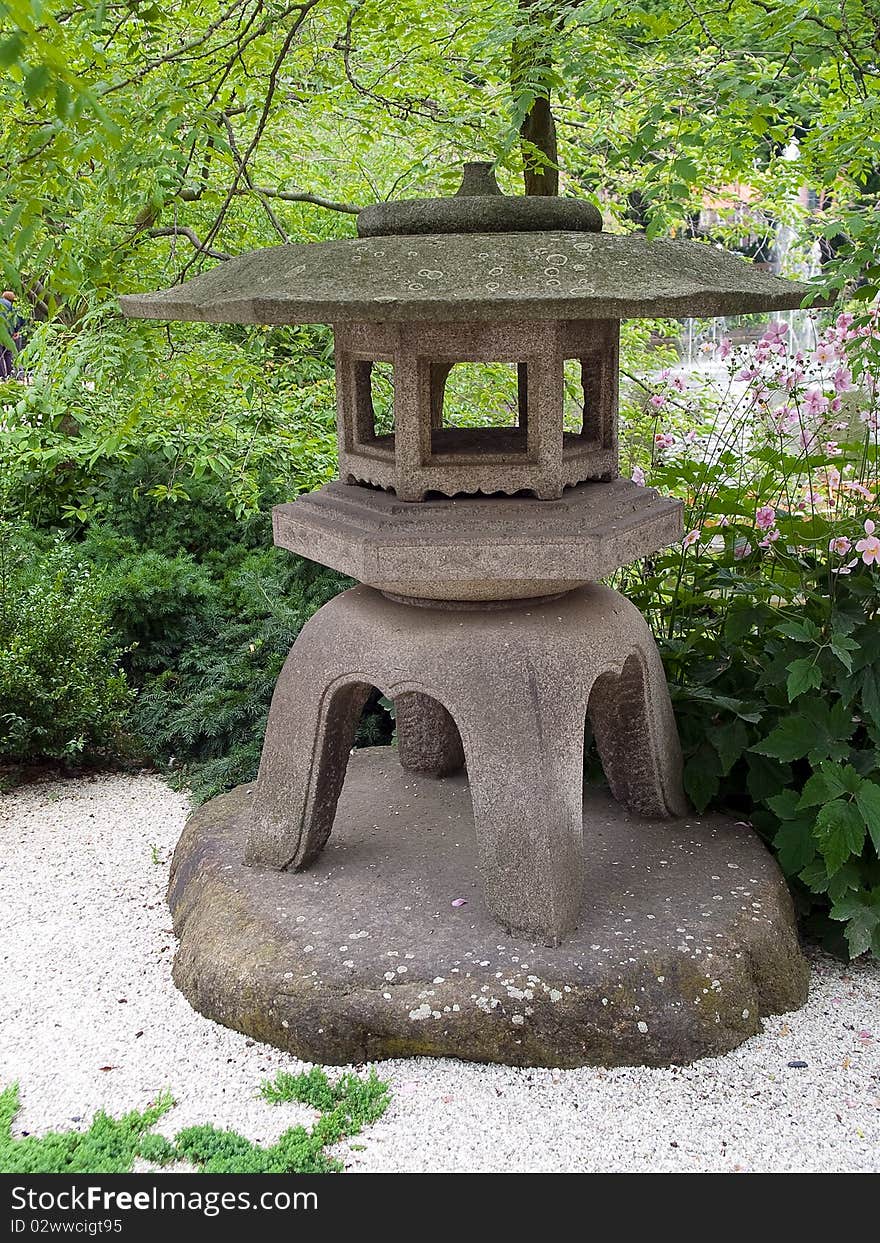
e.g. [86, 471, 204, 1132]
[121, 164, 812, 1067]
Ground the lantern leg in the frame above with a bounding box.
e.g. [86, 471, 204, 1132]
[454, 695, 586, 946]
[395, 691, 465, 776]
[587, 639, 689, 819]
[244, 618, 371, 870]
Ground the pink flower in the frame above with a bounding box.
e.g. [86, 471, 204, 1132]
[829, 536, 852, 556]
[719, 338, 732, 359]
[654, 431, 675, 448]
[650, 394, 667, 409]
[631, 465, 646, 486]
[837, 312, 854, 330]
[824, 441, 840, 455]
[799, 428, 818, 453]
[844, 481, 875, 500]
[682, 528, 701, 549]
[759, 528, 780, 549]
[814, 342, 835, 366]
[855, 522, 880, 564]
[699, 341, 716, 355]
[761, 321, 789, 346]
[735, 365, 759, 381]
[833, 366, 854, 393]
[672, 375, 687, 392]
[734, 539, 753, 560]
[833, 557, 859, 576]
[830, 397, 843, 414]
[803, 387, 829, 417]
[755, 505, 776, 530]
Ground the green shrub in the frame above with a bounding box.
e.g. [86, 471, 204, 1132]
[0, 525, 132, 763]
[80, 526, 390, 802]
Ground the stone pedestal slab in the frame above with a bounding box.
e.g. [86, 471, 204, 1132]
[272, 478, 682, 600]
[168, 749, 809, 1069]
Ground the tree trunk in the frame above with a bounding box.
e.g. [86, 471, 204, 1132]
[512, 1, 559, 196]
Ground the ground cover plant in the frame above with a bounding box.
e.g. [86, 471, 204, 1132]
[0, 1068, 390, 1174]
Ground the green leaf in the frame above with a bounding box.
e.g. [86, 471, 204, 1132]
[0, 34, 25, 67]
[767, 788, 801, 820]
[775, 619, 820, 643]
[23, 65, 51, 101]
[797, 763, 851, 809]
[747, 753, 792, 802]
[829, 893, 880, 958]
[855, 780, 880, 855]
[786, 657, 822, 701]
[829, 634, 858, 671]
[708, 717, 748, 775]
[861, 666, 880, 729]
[826, 861, 864, 904]
[683, 746, 721, 813]
[798, 858, 829, 893]
[814, 799, 865, 875]
[752, 715, 815, 762]
[773, 819, 816, 875]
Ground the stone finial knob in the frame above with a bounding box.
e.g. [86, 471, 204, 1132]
[455, 162, 503, 198]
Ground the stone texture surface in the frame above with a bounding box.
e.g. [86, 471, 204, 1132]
[357, 189, 603, 239]
[334, 318, 619, 501]
[395, 691, 465, 777]
[246, 583, 688, 943]
[168, 749, 809, 1068]
[273, 478, 682, 600]
[357, 160, 601, 236]
[119, 230, 819, 325]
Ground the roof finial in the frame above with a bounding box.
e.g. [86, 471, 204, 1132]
[455, 161, 503, 197]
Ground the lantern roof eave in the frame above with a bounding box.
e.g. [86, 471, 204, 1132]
[119, 230, 826, 327]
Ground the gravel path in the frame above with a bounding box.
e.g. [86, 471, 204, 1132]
[1, 771, 878, 1173]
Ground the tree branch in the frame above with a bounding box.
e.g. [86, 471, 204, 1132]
[222, 112, 289, 242]
[181, 0, 322, 276]
[238, 186, 361, 214]
[146, 226, 232, 261]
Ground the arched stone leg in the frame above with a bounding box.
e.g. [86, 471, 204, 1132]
[456, 690, 587, 945]
[395, 691, 465, 776]
[245, 612, 372, 869]
[588, 643, 689, 819]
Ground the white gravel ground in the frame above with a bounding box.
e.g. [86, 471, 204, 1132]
[1, 771, 878, 1174]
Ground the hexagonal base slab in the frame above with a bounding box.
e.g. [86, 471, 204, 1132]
[273, 479, 682, 600]
[168, 749, 808, 1068]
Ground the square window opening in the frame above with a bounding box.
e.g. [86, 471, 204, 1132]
[429, 361, 528, 457]
[353, 360, 395, 446]
[563, 356, 610, 448]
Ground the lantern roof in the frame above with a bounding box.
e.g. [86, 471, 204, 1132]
[119, 163, 821, 326]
